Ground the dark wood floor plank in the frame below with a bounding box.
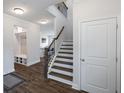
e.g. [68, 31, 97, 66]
[49, 72, 73, 81]
[58, 52, 73, 54]
[5, 58, 87, 93]
[54, 60, 73, 65]
[57, 56, 73, 59]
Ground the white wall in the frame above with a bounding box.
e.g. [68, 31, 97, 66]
[40, 25, 55, 57]
[3, 13, 40, 74]
[48, 5, 73, 54]
[73, 0, 121, 92]
[48, 5, 67, 36]
[3, 14, 14, 75]
[48, 5, 67, 54]
[26, 23, 40, 66]
[65, 0, 73, 40]
[48, 4, 73, 40]
[40, 19, 55, 47]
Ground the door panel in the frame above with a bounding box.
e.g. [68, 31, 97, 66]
[87, 64, 108, 89]
[87, 24, 108, 58]
[80, 18, 116, 93]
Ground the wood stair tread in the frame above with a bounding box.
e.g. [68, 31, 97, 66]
[58, 52, 73, 54]
[57, 56, 73, 59]
[54, 60, 73, 65]
[49, 72, 73, 81]
[60, 48, 73, 50]
[62, 44, 73, 46]
[52, 66, 73, 72]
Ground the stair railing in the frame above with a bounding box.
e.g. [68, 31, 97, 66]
[44, 26, 64, 79]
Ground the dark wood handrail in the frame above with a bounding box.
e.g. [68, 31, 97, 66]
[62, 2, 68, 10]
[44, 26, 64, 79]
[48, 26, 64, 49]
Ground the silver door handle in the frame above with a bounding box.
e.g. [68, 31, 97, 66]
[80, 59, 85, 62]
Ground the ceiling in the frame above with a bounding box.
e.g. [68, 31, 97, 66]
[3, 0, 63, 25]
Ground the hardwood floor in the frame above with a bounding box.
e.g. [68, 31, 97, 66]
[5, 58, 87, 93]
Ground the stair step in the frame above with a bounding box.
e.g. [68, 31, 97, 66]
[52, 66, 73, 72]
[51, 68, 73, 76]
[49, 72, 73, 81]
[55, 58, 73, 63]
[54, 60, 73, 65]
[60, 46, 73, 48]
[59, 49, 73, 53]
[48, 74, 73, 85]
[54, 63, 73, 68]
[63, 41, 73, 42]
[57, 56, 73, 60]
[60, 48, 73, 50]
[62, 44, 73, 46]
[58, 53, 73, 57]
[62, 42, 73, 44]
[58, 52, 73, 54]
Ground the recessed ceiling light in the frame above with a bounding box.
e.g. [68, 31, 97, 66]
[39, 19, 49, 24]
[13, 8, 24, 14]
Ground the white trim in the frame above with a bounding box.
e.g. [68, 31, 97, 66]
[72, 83, 80, 90]
[79, 16, 120, 23]
[48, 74, 73, 85]
[3, 68, 15, 75]
[57, 53, 73, 57]
[59, 49, 73, 53]
[55, 58, 73, 62]
[27, 60, 40, 66]
[51, 68, 73, 76]
[60, 46, 73, 48]
[73, 3, 81, 90]
[54, 63, 73, 69]
[77, 16, 121, 92]
[116, 16, 121, 93]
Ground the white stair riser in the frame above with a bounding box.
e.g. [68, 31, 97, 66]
[60, 46, 73, 48]
[59, 49, 73, 53]
[62, 42, 73, 45]
[51, 68, 73, 76]
[57, 53, 73, 57]
[48, 75, 73, 85]
[55, 58, 73, 63]
[54, 63, 73, 69]
[63, 41, 73, 42]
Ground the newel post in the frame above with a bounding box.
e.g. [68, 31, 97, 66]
[44, 48, 49, 79]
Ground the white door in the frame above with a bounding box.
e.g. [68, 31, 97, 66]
[80, 18, 117, 93]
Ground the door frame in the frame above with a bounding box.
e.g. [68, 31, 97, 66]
[78, 16, 121, 92]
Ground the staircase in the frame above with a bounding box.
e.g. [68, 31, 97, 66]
[48, 41, 73, 86]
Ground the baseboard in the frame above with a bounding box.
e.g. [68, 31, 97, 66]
[4, 68, 15, 75]
[27, 60, 40, 66]
[72, 83, 80, 90]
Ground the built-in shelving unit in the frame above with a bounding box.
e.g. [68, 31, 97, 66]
[14, 26, 27, 65]
[14, 55, 27, 65]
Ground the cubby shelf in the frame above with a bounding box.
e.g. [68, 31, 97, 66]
[14, 55, 27, 65]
